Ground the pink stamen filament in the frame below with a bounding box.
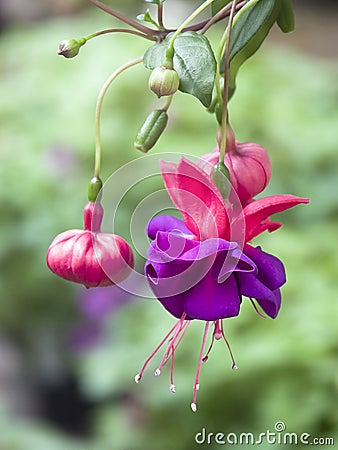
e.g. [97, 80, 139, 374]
[156, 313, 187, 374]
[162, 320, 191, 366]
[202, 321, 217, 362]
[250, 298, 268, 319]
[135, 314, 186, 382]
[191, 321, 210, 412]
[170, 349, 176, 393]
[220, 320, 238, 370]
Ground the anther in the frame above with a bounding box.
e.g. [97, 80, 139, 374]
[154, 368, 161, 376]
[170, 384, 176, 393]
[190, 402, 197, 412]
[134, 374, 141, 383]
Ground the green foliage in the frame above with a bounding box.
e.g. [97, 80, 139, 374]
[144, 32, 216, 107]
[136, 9, 159, 28]
[226, 0, 282, 98]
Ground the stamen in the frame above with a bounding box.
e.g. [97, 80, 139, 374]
[192, 321, 210, 412]
[162, 320, 191, 366]
[135, 319, 181, 382]
[134, 374, 141, 383]
[202, 320, 218, 362]
[214, 319, 223, 340]
[250, 298, 268, 319]
[220, 320, 238, 370]
[169, 344, 175, 391]
[157, 313, 187, 373]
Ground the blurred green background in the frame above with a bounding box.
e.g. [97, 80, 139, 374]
[0, 1, 337, 449]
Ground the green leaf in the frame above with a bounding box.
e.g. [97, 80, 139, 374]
[136, 9, 158, 28]
[277, 0, 295, 33]
[144, 32, 216, 107]
[211, 0, 232, 15]
[227, 0, 282, 98]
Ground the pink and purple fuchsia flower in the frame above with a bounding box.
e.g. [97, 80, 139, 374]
[135, 156, 309, 411]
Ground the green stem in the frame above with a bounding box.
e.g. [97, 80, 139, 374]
[94, 57, 143, 178]
[86, 28, 156, 42]
[215, 26, 227, 108]
[166, 0, 217, 55]
[219, 0, 238, 163]
[162, 94, 173, 112]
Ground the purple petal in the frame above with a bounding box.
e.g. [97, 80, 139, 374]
[236, 246, 286, 319]
[256, 289, 281, 319]
[147, 215, 193, 240]
[183, 273, 241, 320]
[243, 244, 286, 290]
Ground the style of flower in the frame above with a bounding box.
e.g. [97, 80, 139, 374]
[47, 202, 134, 288]
[135, 157, 309, 411]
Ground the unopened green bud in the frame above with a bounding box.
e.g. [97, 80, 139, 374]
[149, 66, 179, 98]
[277, 0, 295, 33]
[134, 109, 168, 153]
[212, 162, 231, 200]
[58, 38, 86, 58]
[88, 176, 103, 202]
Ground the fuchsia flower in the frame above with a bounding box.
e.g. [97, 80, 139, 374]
[47, 202, 134, 288]
[136, 156, 309, 411]
[202, 130, 272, 205]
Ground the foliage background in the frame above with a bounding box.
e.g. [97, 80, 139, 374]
[0, 1, 337, 449]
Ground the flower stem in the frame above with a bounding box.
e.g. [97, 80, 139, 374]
[94, 57, 143, 178]
[200, 0, 245, 34]
[86, 28, 156, 42]
[158, 2, 164, 30]
[166, 0, 217, 56]
[87, 0, 155, 35]
[219, 0, 238, 163]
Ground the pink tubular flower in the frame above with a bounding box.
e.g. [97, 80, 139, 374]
[47, 202, 134, 288]
[202, 128, 272, 205]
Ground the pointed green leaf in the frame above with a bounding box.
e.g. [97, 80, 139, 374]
[212, 0, 232, 16]
[144, 32, 216, 107]
[226, 0, 282, 98]
[137, 9, 158, 28]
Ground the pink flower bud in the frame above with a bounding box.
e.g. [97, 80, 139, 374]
[202, 130, 272, 205]
[225, 141, 272, 205]
[46, 202, 134, 288]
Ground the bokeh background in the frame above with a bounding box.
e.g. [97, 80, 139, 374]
[0, 1, 337, 449]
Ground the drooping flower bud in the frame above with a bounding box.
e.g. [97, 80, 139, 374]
[46, 202, 134, 288]
[148, 66, 180, 98]
[203, 127, 272, 205]
[225, 141, 272, 205]
[134, 109, 168, 153]
[58, 38, 86, 59]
